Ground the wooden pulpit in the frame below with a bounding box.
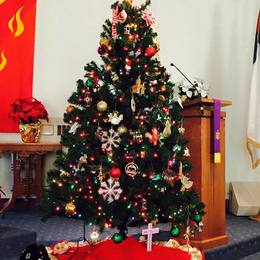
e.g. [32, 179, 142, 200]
[182, 97, 232, 250]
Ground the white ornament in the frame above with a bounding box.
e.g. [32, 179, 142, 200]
[180, 174, 193, 190]
[90, 230, 100, 242]
[119, 10, 127, 22]
[172, 85, 183, 108]
[108, 112, 123, 125]
[69, 122, 80, 135]
[184, 147, 190, 157]
[101, 129, 121, 151]
[125, 64, 131, 74]
[199, 222, 204, 232]
[131, 95, 136, 112]
[135, 50, 141, 57]
[179, 161, 193, 191]
[125, 25, 131, 34]
[60, 169, 70, 177]
[144, 107, 153, 113]
[98, 178, 122, 203]
[162, 117, 172, 137]
[108, 84, 116, 95]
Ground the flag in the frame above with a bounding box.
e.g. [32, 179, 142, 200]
[0, 0, 36, 132]
[247, 11, 260, 169]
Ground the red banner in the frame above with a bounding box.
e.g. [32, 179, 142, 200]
[0, 0, 36, 132]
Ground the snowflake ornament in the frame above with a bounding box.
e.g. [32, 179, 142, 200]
[101, 129, 121, 151]
[98, 178, 122, 203]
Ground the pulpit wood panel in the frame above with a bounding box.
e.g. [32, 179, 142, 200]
[182, 98, 231, 250]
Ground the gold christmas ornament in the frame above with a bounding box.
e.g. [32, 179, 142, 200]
[124, 0, 133, 4]
[125, 162, 139, 178]
[132, 77, 145, 95]
[97, 101, 108, 111]
[100, 37, 110, 47]
[181, 95, 187, 102]
[158, 94, 166, 101]
[162, 117, 172, 137]
[117, 125, 128, 134]
[66, 105, 75, 113]
[65, 202, 76, 214]
[160, 85, 167, 92]
[178, 127, 185, 135]
[112, 73, 119, 81]
[105, 64, 112, 71]
[98, 165, 106, 181]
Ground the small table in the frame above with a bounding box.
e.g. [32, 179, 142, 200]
[0, 142, 61, 214]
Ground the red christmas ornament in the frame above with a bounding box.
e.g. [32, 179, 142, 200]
[145, 46, 157, 57]
[145, 128, 159, 146]
[110, 167, 121, 179]
[125, 58, 132, 66]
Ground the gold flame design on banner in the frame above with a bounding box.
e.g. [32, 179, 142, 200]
[0, 0, 7, 5]
[8, 7, 24, 37]
[0, 50, 7, 71]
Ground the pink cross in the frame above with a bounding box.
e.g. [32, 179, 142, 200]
[142, 223, 160, 251]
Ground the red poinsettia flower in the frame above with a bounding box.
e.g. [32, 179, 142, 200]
[9, 97, 49, 124]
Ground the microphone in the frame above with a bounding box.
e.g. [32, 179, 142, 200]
[170, 63, 197, 87]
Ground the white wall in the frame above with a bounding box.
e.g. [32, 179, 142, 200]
[1, 0, 260, 198]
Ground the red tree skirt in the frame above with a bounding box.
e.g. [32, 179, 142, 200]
[48, 237, 204, 260]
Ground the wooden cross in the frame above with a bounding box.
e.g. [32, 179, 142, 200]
[142, 223, 159, 251]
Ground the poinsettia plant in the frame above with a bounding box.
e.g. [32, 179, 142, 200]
[9, 97, 49, 124]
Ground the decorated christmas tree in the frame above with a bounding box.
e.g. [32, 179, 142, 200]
[44, 0, 205, 242]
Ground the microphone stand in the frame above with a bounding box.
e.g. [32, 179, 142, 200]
[170, 63, 197, 87]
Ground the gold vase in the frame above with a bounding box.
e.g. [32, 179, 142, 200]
[19, 121, 41, 143]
